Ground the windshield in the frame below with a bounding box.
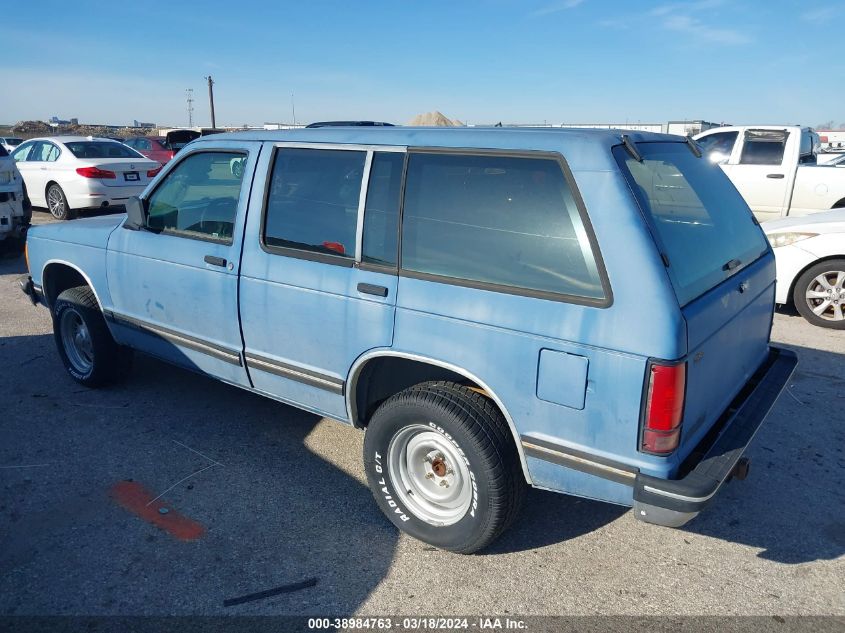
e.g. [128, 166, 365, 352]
[614, 142, 770, 306]
[5, 138, 23, 146]
[65, 141, 143, 159]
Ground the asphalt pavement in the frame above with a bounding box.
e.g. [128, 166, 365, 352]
[0, 210, 843, 619]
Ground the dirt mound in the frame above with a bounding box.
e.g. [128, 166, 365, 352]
[408, 111, 463, 127]
[11, 120, 154, 139]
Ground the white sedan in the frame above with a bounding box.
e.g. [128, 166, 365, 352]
[764, 209, 845, 328]
[10, 136, 160, 220]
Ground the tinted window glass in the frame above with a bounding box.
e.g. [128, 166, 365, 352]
[65, 141, 142, 159]
[615, 142, 769, 306]
[739, 129, 787, 165]
[146, 151, 246, 243]
[264, 148, 365, 259]
[32, 142, 59, 162]
[401, 153, 605, 300]
[362, 152, 404, 265]
[11, 142, 33, 161]
[0, 145, 7, 157]
[696, 131, 737, 161]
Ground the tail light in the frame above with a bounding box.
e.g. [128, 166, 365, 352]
[147, 166, 162, 178]
[76, 166, 116, 179]
[641, 362, 686, 455]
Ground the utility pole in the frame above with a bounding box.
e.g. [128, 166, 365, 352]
[205, 76, 216, 129]
[291, 93, 296, 126]
[186, 88, 194, 127]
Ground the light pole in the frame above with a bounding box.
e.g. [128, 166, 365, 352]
[205, 76, 216, 129]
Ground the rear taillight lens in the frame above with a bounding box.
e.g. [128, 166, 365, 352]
[641, 362, 686, 455]
[147, 166, 162, 178]
[76, 166, 116, 179]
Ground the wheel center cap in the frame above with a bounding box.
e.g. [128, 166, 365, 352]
[431, 456, 448, 477]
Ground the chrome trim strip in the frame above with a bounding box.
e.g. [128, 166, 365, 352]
[345, 349, 533, 485]
[521, 440, 637, 485]
[641, 484, 721, 504]
[355, 150, 374, 263]
[107, 312, 242, 366]
[244, 353, 344, 395]
[273, 142, 407, 152]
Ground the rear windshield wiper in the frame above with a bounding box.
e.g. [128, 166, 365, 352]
[686, 136, 702, 157]
[621, 135, 642, 162]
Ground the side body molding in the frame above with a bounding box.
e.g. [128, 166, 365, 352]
[346, 349, 533, 485]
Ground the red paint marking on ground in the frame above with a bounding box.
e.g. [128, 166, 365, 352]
[109, 481, 206, 541]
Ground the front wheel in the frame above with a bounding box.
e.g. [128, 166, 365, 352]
[46, 183, 75, 220]
[52, 286, 133, 387]
[793, 259, 845, 329]
[364, 381, 525, 553]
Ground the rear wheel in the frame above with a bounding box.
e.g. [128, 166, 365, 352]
[363, 381, 525, 553]
[46, 183, 75, 220]
[793, 258, 845, 329]
[52, 286, 133, 387]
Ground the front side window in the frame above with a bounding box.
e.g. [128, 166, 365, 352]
[146, 151, 246, 243]
[263, 148, 366, 260]
[401, 152, 606, 301]
[696, 131, 737, 162]
[739, 129, 787, 165]
[11, 142, 33, 161]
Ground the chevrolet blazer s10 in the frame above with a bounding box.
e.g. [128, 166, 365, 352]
[20, 128, 797, 553]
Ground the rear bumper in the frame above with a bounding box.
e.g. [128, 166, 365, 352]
[633, 346, 798, 527]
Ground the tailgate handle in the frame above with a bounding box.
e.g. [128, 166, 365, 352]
[357, 283, 388, 297]
[204, 255, 227, 267]
[766, 173, 785, 179]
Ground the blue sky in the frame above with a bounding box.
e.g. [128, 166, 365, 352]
[3, 0, 843, 127]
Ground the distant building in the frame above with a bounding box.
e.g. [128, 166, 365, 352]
[133, 120, 156, 128]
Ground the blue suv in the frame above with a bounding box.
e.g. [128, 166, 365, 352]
[20, 127, 797, 553]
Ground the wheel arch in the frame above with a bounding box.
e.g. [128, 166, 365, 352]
[786, 254, 845, 306]
[831, 197, 845, 209]
[347, 350, 533, 484]
[41, 260, 104, 312]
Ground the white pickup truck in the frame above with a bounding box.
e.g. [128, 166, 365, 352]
[694, 125, 845, 222]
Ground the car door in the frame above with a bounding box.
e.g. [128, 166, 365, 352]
[722, 129, 794, 221]
[106, 141, 262, 387]
[239, 143, 404, 421]
[11, 141, 42, 205]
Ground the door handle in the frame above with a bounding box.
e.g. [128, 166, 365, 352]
[204, 255, 227, 267]
[766, 173, 785, 179]
[357, 283, 388, 297]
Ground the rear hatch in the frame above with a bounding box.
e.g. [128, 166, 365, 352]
[65, 140, 159, 187]
[614, 141, 774, 458]
[165, 129, 201, 152]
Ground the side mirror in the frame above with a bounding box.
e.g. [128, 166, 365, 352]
[124, 196, 147, 231]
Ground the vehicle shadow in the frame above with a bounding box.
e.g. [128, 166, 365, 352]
[681, 342, 845, 564]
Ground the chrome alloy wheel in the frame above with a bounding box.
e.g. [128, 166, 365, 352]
[387, 424, 474, 526]
[47, 187, 66, 217]
[805, 270, 845, 323]
[60, 308, 94, 374]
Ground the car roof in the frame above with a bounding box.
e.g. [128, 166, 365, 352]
[698, 125, 808, 135]
[23, 136, 123, 143]
[191, 127, 684, 171]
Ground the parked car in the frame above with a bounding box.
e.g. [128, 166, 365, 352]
[19, 128, 796, 553]
[10, 136, 160, 220]
[763, 209, 845, 328]
[694, 125, 845, 221]
[123, 136, 177, 165]
[0, 144, 30, 256]
[0, 137, 24, 153]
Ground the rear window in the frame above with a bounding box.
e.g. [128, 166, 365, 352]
[65, 141, 142, 159]
[401, 152, 606, 302]
[739, 129, 787, 165]
[614, 142, 769, 306]
[6, 138, 23, 146]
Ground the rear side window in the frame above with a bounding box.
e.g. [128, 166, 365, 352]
[401, 152, 606, 302]
[264, 148, 365, 259]
[739, 129, 787, 165]
[614, 142, 769, 306]
[146, 151, 245, 243]
[362, 152, 404, 266]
